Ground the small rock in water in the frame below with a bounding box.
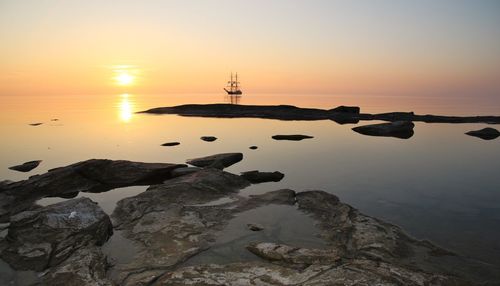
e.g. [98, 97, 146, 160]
[187, 153, 243, 169]
[352, 121, 415, 139]
[272, 134, 313, 141]
[465, 127, 500, 140]
[249, 146, 258, 150]
[29, 123, 43, 126]
[201, 136, 217, 142]
[8, 160, 42, 172]
[241, 170, 284, 183]
[51, 119, 59, 121]
[247, 223, 264, 231]
[161, 142, 181, 147]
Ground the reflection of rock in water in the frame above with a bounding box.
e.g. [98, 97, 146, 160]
[225, 95, 241, 105]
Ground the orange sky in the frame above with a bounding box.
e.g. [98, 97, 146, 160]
[1, 0, 499, 97]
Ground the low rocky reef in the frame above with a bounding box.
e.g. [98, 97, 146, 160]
[1, 156, 499, 285]
[139, 103, 500, 124]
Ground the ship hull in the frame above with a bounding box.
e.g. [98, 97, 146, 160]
[224, 88, 242, 95]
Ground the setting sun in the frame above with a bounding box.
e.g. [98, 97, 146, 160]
[115, 72, 134, 86]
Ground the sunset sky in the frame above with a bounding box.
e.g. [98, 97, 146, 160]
[1, 0, 499, 96]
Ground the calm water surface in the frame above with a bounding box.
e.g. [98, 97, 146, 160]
[0, 93, 499, 269]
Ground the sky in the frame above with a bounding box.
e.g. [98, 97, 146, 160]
[1, 0, 499, 96]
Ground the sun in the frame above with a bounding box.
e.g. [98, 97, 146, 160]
[115, 72, 135, 86]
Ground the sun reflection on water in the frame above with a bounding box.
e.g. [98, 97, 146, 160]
[118, 94, 134, 122]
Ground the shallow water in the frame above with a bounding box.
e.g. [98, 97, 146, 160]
[0, 93, 499, 269]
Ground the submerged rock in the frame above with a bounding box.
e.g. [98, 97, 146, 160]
[247, 223, 264, 231]
[0, 159, 185, 222]
[352, 121, 415, 139]
[465, 127, 500, 140]
[186, 153, 243, 169]
[200, 136, 217, 142]
[0, 197, 112, 271]
[272, 134, 314, 141]
[241, 170, 284, 183]
[8, 160, 42, 172]
[161, 142, 180, 146]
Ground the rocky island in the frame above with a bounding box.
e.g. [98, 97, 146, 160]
[1, 154, 499, 285]
[139, 103, 500, 124]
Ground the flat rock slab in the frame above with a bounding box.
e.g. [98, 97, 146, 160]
[8, 160, 42, 172]
[352, 121, 415, 139]
[272, 134, 314, 141]
[154, 260, 468, 286]
[0, 159, 186, 222]
[465, 127, 500, 140]
[241, 170, 284, 183]
[0, 197, 112, 271]
[187, 153, 243, 169]
[161, 142, 180, 146]
[247, 242, 341, 265]
[200, 136, 217, 142]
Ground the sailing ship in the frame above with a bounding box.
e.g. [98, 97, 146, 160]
[224, 72, 242, 95]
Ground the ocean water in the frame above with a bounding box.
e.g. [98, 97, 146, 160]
[0, 93, 499, 269]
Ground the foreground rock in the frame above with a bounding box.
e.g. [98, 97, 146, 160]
[155, 260, 468, 286]
[352, 121, 415, 139]
[39, 246, 111, 286]
[241, 170, 284, 183]
[139, 103, 500, 124]
[200, 136, 217, 142]
[2, 162, 498, 284]
[247, 242, 341, 265]
[186, 153, 243, 169]
[110, 168, 256, 285]
[0, 159, 185, 222]
[0, 198, 112, 271]
[465, 127, 500, 140]
[272, 134, 314, 141]
[8, 160, 42, 172]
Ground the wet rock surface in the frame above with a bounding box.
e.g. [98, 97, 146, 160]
[0, 159, 185, 222]
[241, 170, 285, 183]
[186, 153, 243, 169]
[352, 121, 415, 139]
[1, 158, 499, 285]
[465, 127, 500, 140]
[249, 145, 258, 150]
[0, 197, 112, 272]
[272, 134, 314, 141]
[139, 103, 500, 124]
[8, 160, 42, 172]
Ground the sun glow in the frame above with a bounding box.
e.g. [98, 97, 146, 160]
[115, 72, 134, 86]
